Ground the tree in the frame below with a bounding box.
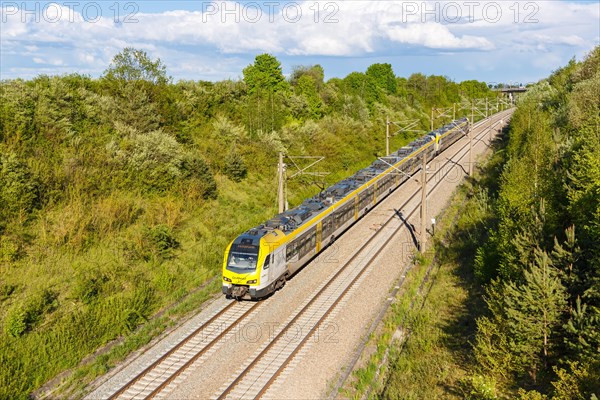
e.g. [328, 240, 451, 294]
[103, 47, 170, 85]
[0, 79, 36, 143]
[551, 226, 582, 305]
[551, 360, 600, 400]
[343, 72, 379, 106]
[479, 249, 567, 383]
[101, 48, 170, 132]
[110, 84, 161, 133]
[242, 54, 290, 134]
[290, 64, 324, 89]
[243, 54, 288, 94]
[563, 297, 600, 363]
[366, 63, 397, 95]
[294, 74, 323, 120]
[0, 152, 39, 223]
[223, 149, 248, 182]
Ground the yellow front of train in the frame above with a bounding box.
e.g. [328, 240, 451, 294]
[222, 232, 270, 299]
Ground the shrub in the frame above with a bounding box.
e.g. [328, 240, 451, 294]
[0, 235, 21, 263]
[3, 288, 58, 337]
[25, 288, 59, 326]
[144, 224, 180, 259]
[212, 115, 247, 144]
[121, 282, 155, 332]
[181, 155, 218, 199]
[4, 307, 28, 338]
[107, 130, 184, 191]
[73, 273, 106, 304]
[459, 374, 498, 400]
[0, 283, 16, 301]
[0, 152, 39, 221]
[223, 150, 248, 182]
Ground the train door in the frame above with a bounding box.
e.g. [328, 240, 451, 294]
[260, 252, 271, 283]
[269, 246, 287, 282]
[316, 222, 322, 252]
[373, 182, 378, 205]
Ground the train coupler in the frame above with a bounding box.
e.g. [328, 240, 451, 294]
[231, 285, 249, 300]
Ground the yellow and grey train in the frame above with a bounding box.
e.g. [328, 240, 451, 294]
[222, 118, 470, 299]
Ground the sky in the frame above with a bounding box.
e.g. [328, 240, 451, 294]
[1, 1, 599, 84]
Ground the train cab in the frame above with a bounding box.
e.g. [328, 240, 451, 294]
[222, 228, 288, 300]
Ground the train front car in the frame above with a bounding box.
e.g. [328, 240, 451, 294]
[222, 228, 287, 300]
[222, 232, 265, 300]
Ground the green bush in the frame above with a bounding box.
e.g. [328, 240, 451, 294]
[181, 155, 218, 199]
[223, 150, 248, 182]
[144, 224, 180, 259]
[4, 307, 28, 338]
[0, 283, 16, 301]
[26, 288, 59, 326]
[73, 273, 106, 304]
[0, 152, 39, 221]
[121, 282, 155, 332]
[108, 130, 185, 191]
[460, 374, 498, 400]
[3, 288, 58, 337]
[0, 235, 21, 263]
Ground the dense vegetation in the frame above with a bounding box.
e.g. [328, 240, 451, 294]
[467, 45, 600, 398]
[0, 47, 496, 398]
[366, 46, 599, 399]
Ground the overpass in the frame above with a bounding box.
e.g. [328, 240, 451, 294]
[493, 86, 527, 102]
[494, 87, 528, 94]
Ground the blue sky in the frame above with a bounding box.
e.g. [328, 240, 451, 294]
[1, 1, 599, 83]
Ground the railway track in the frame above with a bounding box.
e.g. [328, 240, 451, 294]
[97, 110, 511, 400]
[105, 300, 260, 400]
[213, 109, 513, 400]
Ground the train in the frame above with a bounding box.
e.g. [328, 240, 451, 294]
[222, 117, 470, 300]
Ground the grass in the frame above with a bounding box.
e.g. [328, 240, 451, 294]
[50, 279, 220, 398]
[0, 121, 429, 399]
[345, 134, 508, 399]
[0, 176, 276, 399]
[344, 252, 434, 399]
[0, 85, 499, 398]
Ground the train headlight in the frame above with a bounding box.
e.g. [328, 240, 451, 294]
[246, 279, 257, 284]
[223, 277, 232, 282]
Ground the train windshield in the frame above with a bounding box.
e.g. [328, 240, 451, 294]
[226, 243, 259, 273]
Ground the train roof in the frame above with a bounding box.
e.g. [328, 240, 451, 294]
[245, 118, 468, 236]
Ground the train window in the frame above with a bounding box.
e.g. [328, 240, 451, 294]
[338, 203, 351, 222]
[286, 241, 299, 261]
[323, 217, 332, 237]
[227, 243, 259, 273]
[304, 229, 317, 255]
[303, 238, 310, 255]
[335, 210, 343, 225]
[263, 254, 271, 269]
[360, 193, 370, 208]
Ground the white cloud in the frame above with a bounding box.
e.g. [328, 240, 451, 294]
[532, 34, 586, 47]
[385, 22, 495, 50]
[0, 1, 598, 81]
[32, 57, 64, 66]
